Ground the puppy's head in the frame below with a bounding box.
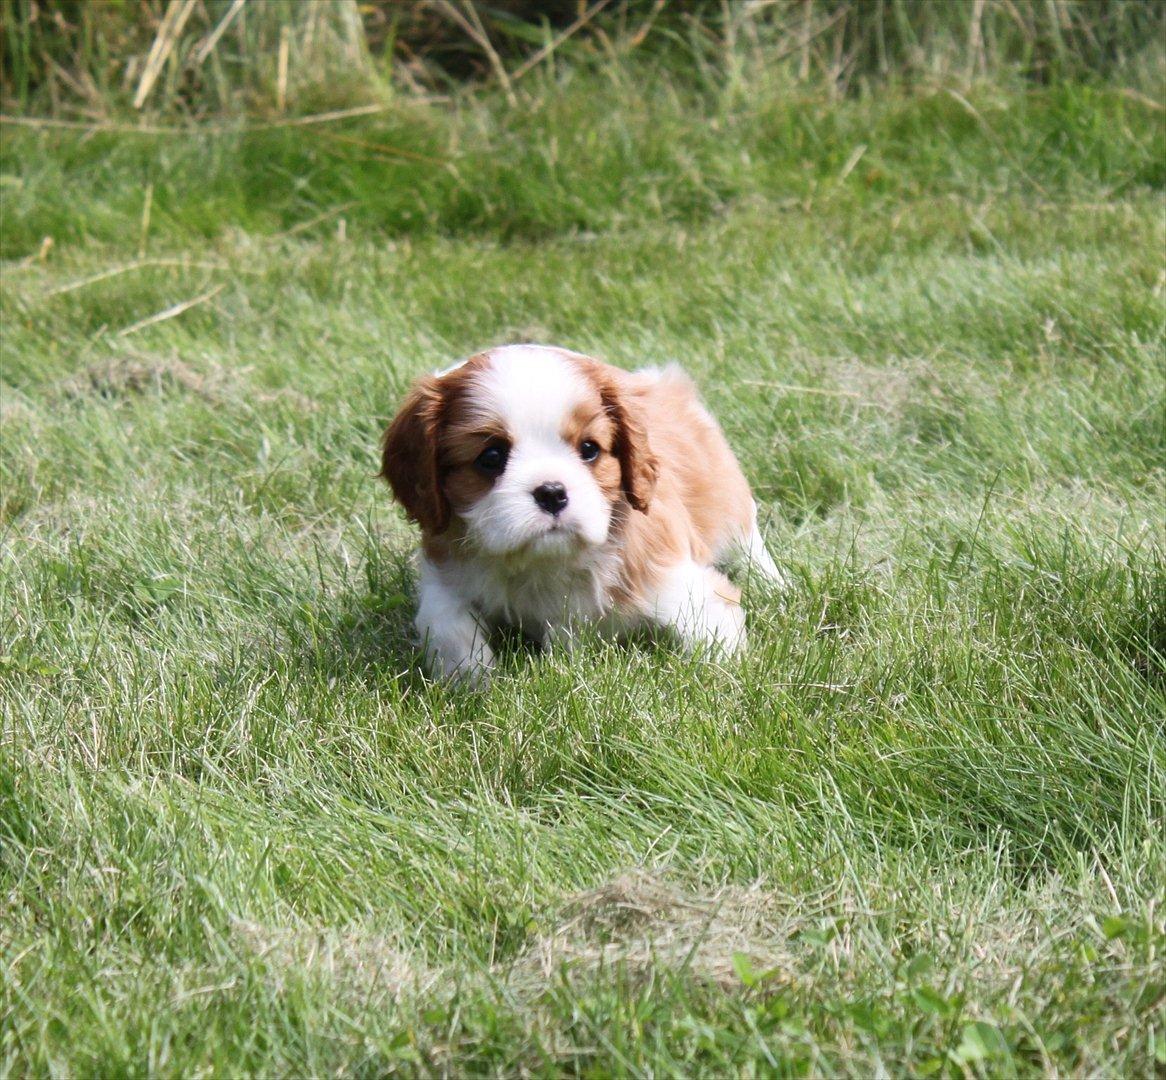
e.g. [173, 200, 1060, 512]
[381, 345, 657, 558]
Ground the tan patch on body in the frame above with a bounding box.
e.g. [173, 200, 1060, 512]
[573, 362, 755, 613]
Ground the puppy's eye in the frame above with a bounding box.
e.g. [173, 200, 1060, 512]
[474, 443, 509, 475]
[579, 439, 600, 462]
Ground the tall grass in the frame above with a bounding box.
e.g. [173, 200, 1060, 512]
[2, 61, 1162, 260]
[2, 0, 1164, 118]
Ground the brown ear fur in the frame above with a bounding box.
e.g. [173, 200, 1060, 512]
[379, 376, 450, 533]
[600, 376, 658, 513]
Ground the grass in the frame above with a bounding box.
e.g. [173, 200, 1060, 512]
[4, 0, 1165, 115]
[1, 64, 1165, 1076]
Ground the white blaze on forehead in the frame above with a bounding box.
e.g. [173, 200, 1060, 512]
[471, 345, 591, 440]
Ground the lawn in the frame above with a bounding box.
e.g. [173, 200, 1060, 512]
[1, 69, 1164, 1076]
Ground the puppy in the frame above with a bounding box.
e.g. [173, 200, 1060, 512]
[380, 344, 784, 684]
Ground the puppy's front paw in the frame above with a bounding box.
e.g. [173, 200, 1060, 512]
[440, 645, 495, 689]
[701, 598, 747, 655]
[421, 622, 495, 688]
[534, 621, 581, 656]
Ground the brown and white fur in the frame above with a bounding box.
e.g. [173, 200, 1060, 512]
[380, 344, 784, 684]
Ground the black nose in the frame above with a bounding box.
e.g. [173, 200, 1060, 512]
[532, 482, 569, 515]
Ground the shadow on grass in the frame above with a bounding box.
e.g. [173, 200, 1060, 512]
[270, 553, 561, 696]
[272, 553, 426, 692]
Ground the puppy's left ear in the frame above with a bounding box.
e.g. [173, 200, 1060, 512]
[601, 378, 658, 513]
[379, 376, 450, 533]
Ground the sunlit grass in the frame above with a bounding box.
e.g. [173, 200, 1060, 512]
[1, 71, 1164, 1076]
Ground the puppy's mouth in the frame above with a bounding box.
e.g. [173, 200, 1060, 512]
[512, 512, 606, 556]
[527, 519, 582, 548]
[460, 503, 608, 559]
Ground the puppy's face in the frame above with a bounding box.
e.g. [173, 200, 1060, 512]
[381, 346, 657, 559]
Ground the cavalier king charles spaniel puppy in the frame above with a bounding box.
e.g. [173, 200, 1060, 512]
[380, 344, 784, 684]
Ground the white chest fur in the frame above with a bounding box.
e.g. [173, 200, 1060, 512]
[429, 546, 621, 634]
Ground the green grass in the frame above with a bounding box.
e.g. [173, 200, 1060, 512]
[1, 71, 1165, 1077]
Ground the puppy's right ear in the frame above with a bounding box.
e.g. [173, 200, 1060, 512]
[379, 376, 450, 534]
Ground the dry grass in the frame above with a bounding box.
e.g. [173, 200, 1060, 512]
[4, 0, 1164, 119]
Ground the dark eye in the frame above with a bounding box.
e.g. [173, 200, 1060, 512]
[474, 442, 509, 476]
[579, 439, 600, 462]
